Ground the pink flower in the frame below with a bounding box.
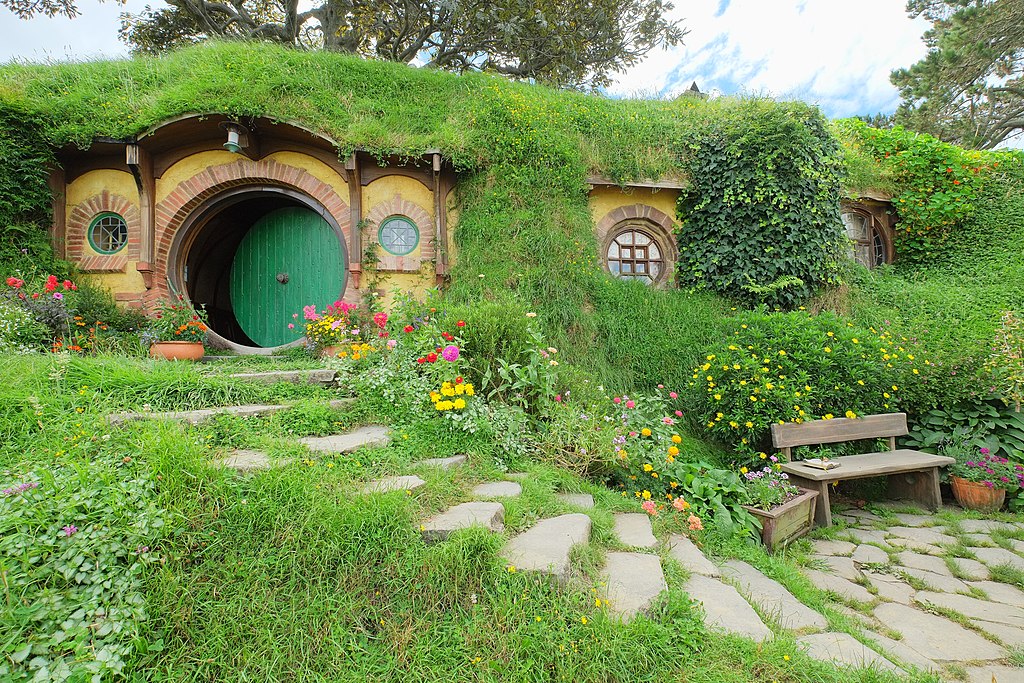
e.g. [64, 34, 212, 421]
[303, 305, 319, 321]
[442, 345, 460, 362]
[625, 400, 635, 409]
[554, 394, 562, 403]
[662, 417, 675, 425]
[61, 524, 78, 537]
[658, 384, 664, 389]
[287, 323, 295, 329]
[674, 410, 683, 417]
[641, 500, 658, 516]
[669, 392, 678, 399]
[52, 292, 63, 300]
[980, 447, 990, 455]
[672, 497, 688, 512]
[613, 397, 622, 404]
[687, 515, 703, 531]
[386, 339, 397, 349]
[373, 312, 388, 329]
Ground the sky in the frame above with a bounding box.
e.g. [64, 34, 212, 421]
[0, 0, 930, 120]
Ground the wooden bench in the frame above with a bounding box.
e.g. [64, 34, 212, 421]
[771, 413, 954, 527]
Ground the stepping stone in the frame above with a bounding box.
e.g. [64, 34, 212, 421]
[874, 602, 1005, 662]
[415, 454, 467, 470]
[845, 529, 890, 546]
[812, 539, 856, 556]
[804, 569, 874, 603]
[216, 449, 274, 472]
[301, 426, 391, 453]
[360, 475, 426, 494]
[973, 546, 1024, 572]
[978, 623, 1024, 647]
[666, 534, 720, 577]
[684, 574, 773, 643]
[916, 590, 1024, 630]
[899, 566, 970, 593]
[889, 512, 934, 527]
[601, 552, 667, 621]
[501, 514, 591, 581]
[962, 533, 994, 547]
[613, 513, 658, 548]
[887, 526, 957, 547]
[844, 509, 883, 522]
[1007, 539, 1024, 554]
[328, 398, 357, 410]
[885, 537, 941, 554]
[420, 502, 504, 543]
[721, 560, 827, 630]
[555, 493, 594, 509]
[964, 665, 1024, 683]
[959, 519, 1019, 534]
[505, 472, 529, 481]
[951, 557, 991, 581]
[795, 633, 901, 673]
[864, 632, 940, 673]
[896, 551, 953, 576]
[968, 581, 1024, 608]
[109, 403, 289, 426]
[817, 555, 862, 582]
[471, 481, 521, 497]
[864, 571, 915, 604]
[852, 544, 889, 565]
[230, 369, 337, 386]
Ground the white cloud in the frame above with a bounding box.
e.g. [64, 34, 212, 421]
[0, 0, 147, 64]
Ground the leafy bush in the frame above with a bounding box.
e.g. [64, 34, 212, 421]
[905, 402, 1024, 461]
[0, 298, 47, 352]
[688, 309, 928, 460]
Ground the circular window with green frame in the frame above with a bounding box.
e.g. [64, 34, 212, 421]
[377, 215, 420, 256]
[88, 212, 129, 255]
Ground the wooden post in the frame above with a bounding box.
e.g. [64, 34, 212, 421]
[432, 153, 448, 285]
[126, 144, 155, 288]
[346, 152, 362, 290]
[47, 167, 66, 259]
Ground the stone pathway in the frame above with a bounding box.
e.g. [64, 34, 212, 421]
[229, 368, 337, 386]
[360, 475, 426, 494]
[501, 514, 592, 582]
[613, 513, 658, 548]
[415, 454, 467, 470]
[110, 403, 290, 426]
[471, 481, 522, 497]
[300, 426, 391, 453]
[721, 560, 828, 630]
[420, 502, 504, 542]
[555, 493, 595, 509]
[601, 552, 667, 621]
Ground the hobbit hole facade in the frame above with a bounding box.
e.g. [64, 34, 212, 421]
[51, 115, 898, 351]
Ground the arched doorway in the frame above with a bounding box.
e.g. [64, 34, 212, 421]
[168, 187, 348, 352]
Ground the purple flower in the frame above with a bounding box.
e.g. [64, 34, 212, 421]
[52, 292, 63, 300]
[2, 481, 39, 496]
[61, 524, 78, 537]
[979, 447, 990, 455]
[441, 345, 460, 362]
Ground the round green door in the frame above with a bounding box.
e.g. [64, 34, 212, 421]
[230, 206, 346, 347]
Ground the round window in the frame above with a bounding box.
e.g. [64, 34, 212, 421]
[88, 213, 128, 255]
[378, 216, 420, 256]
[606, 228, 664, 285]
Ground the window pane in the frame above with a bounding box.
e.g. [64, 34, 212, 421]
[636, 262, 646, 273]
[609, 261, 620, 273]
[378, 216, 419, 255]
[622, 247, 632, 258]
[872, 230, 886, 267]
[650, 264, 660, 278]
[842, 212, 868, 241]
[620, 232, 633, 245]
[608, 243, 619, 258]
[89, 214, 128, 254]
[634, 232, 650, 246]
[622, 263, 632, 274]
[649, 244, 660, 259]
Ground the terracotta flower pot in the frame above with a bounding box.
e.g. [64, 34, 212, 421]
[950, 476, 1006, 513]
[743, 487, 819, 551]
[150, 341, 205, 361]
[322, 345, 344, 358]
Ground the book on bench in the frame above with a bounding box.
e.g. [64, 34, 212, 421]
[802, 458, 840, 470]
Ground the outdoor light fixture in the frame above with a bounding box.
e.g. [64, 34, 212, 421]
[219, 121, 249, 154]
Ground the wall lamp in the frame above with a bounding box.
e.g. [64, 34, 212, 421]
[219, 121, 250, 154]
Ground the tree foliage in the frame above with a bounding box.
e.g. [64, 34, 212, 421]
[892, 0, 1024, 149]
[113, 0, 685, 89]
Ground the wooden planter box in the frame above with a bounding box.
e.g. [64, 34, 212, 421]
[743, 487, 819, 551]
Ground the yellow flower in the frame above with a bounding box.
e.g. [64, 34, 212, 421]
[643, 463, 653, 472]
[465, 385, 475, 396]
[672, 434, 682, 444]
[580, 616, 588, 625]
[642, 490, 651, 500]
[745, 421, 753, 428]
[453, 398, 466, 409]
[845, 410, 857, 419]
[824, 347, 831, 353]
[668, 446, 679, 456]
[641, 428, 652, 437]
[740, 467, 748, 474]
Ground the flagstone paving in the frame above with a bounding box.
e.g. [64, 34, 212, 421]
[666, 534, 720, 577]
[471, 481, 522, 497]
[300, 425, 391, 453]
[600, 552, 667, 621]
[795, 633, 901, 673]
[360, 475, 426, 494]
[110, 403, 290, 426]
[229, 368, 337, 385]
[500, 513, 592, 582]
[554, 492, 595, 509]
[721, 560, 827, 630]
[684, 573, 773, 643]
[415, 454, 468, 470]
[420, 502, 504, 542]
[613, 513, 658, 548]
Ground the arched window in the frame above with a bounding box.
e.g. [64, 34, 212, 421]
[88, 213, 128, 254]
[605, 224, 670, 285]
[842, 210, 890, 268]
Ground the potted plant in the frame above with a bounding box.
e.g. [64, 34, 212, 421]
[147, 295, 208, 361]
[741, 459, 818, 550]
[948, 446, 1021, 513]
[292, 299, 366, 358]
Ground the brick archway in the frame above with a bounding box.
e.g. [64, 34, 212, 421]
[595, 204, 677, 288]
[67, 192, 141, 272]
[364, 193, 434, 271]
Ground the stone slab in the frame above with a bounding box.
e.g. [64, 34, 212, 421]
[817, 555, 862, 582]
[812, 539, 856, 556]
[874, 602, 1006, 662]
[795, 633, 901, 673]
[916, 590, 1024, 629]
[865, 572, 915, 605]
[360, 475, 426, 494]
[845, 529, 890, 546]
[889, 512, 935, 527]
[301, 426, 391, 454]
[415, 454, 467, 470]
[969, 581, 1024, 608]
[684, 573, 773, 643]
[953, 557, 991, 581]
[109, 403, 289, 426]
[899, 566, 970, 593]
[865, 632, 940, 673]
[896, 551, 954, 576]
[229, 369, 337, 386]
[852, 544, 889, 565]
[500, 514, 591, 581]
[887, 526, 957, 547]
[601, 552, 667, 620]
[420, 502, 504, 543]
[555, 493, 595, 509]
[804, 569, 874, 603]
[666, 534, 720, 577]
[976, 623, 1024, 647]
[973, 546, 1024, 572]
[963, 533, 995, 547]
[328, 398, 358, 410]
[216, 449, 274, 472]
[721, 560, 827, 631]
[885, 537, 942, 554]
[613, 513, 658, 548]
[471, 481, 522, 498]
[964, 665, 1024, 683]
[844, 509, 884, 522]
[959, 519, 1020, 534]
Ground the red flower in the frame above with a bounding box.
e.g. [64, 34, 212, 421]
[455, 377, 463, 384]
[5, 277, 23, 288]
[403, 325, 414, 333]
[62, 279, 73, 290]
[456, 321, 465, 327]
[435, 347, 442, 353]
[44, 275, 58, 292]
[416, 357, 426, 364]
[442, 332, 453, 341]
[31, 292, 40, 299]
[426, 352, 438, 363]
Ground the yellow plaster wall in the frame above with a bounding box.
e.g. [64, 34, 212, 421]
[588, 185, 680, 227]
[265, 151, 348, 195]
[363, 175, 436, 301]
[82, 266, 146, 293]
[155, 151, 239, 204]
[67, 170, 139, 259]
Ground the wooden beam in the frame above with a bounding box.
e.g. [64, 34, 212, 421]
[347, 152, 362, 290]
[47, 166, 66, 259]
[771, 413, 909, 449]
[127, 144, 156, 288]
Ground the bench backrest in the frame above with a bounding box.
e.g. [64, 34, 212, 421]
[770, 412, 908, 461]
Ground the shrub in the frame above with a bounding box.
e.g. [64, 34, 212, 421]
[0, 297, 47, 352]
[688, 309, 928, 460]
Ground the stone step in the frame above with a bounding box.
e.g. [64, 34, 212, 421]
[471, 481, 521, 498]
[972, 546, 1024, 572]
[795, 633, 902, 673]
[415, 454, 467, 470]
[300, 426, 391, 454]
[329, 398, 358, 411]
[864, 631, 940, 674]
[216, 449, 274, 473]
[873, 602, 1005, 662]
[555, 493, 594, 509]
[916, 590, 1024, 630]
[803, 569, 874, 603]
[601, 552, 667, 621]
[500, 514, 592, 582]
[666, 534, 720, 578]
[420, 502, 504, 543]
[684, 573, 773, 643]
[229, 369, 337, 386]
[613, 513, 658, 548]
[109, 403, 289, 426]
[360, 475, 426, 495]
[721, 560, 827, 631]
